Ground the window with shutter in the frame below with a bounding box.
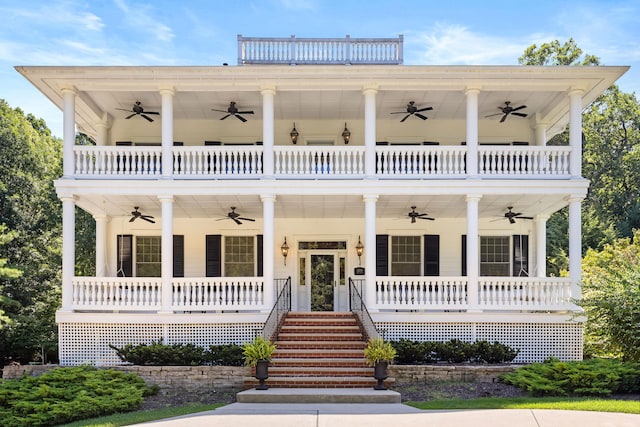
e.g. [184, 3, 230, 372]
[205, 235, 222, 277]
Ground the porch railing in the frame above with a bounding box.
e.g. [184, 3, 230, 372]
[374, 276, 574, 311]
[349, 278, 379, 340]
[172, 277, 265, 310]
[238, 35, 403, 65]
[73, 145, 572, 179]
[72, 277, 161, 310]
[261, 276, 291, 341]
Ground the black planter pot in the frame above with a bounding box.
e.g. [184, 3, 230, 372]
[373, 361, 389, 390]
[255, 359, 269, 390]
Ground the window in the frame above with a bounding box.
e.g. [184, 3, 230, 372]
[225, 236, 254, 276]
[136, 236, 161, 277]
[391, 236, 421, 276]
[480, 236, 510, 276]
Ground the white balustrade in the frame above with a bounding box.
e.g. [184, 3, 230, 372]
[478, 146, 571, 177]
[173, 146, 263, 177]
[172, 278, 265, 310]
[478, 277, 572, 310]
[376, 277, 468, 309]
[74, 146, 162, 177]
[274, 146, 365, 177]
[376, 146, 467, 177]
[72, 277, 161, 310]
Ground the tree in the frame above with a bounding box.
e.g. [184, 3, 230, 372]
[518, 38, 600, 66]
[580, 231, 640, 361]
[0, 225, 22, 329]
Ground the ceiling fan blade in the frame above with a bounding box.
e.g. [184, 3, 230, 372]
[415, 113, 428, 120]
[500, 114, 508, 123]
[400, 114, 410, 122]
[125, 113, 136, 119]
[511, 105, 527, 112]
[233, 218, 242, 225]
[390, 111, 406, 115]
[141, 114, 154, 122]
[418, 216, 435, 221]
[517, 216, 534, 220]
[211, 108, 228, 113]
[145, 111, 160, 115]
[410, 217, 416, 223]
[219, 114, 231, 120]
[129, 217, 136, 222]
[237, 111, 254, 115]
[416, 107, 433, 112]
[117, 108, 133, 112]
[238, 217, 255, 222]
[141, 216, 156, 223]
[484, 113, 502, 118]
[512, 112, 528, 117]
[235, 115, 247, 122]
[509, 217, 516, 224]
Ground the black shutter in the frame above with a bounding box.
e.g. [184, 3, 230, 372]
[173, 235, 184, 278]
[206, 235, 222, 277]
[376, 234, 389, 276]
[115, 141, 132, 146]
[117, 234, 133, 277]
[423, 234, 440, 276]
[513, 235, 529, 277]
[461, 235, 467, 276]
[257, 235, 263, 277]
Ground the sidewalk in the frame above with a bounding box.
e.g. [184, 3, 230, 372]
[133, 402, 640, 427]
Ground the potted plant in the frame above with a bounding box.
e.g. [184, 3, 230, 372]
[364, 337, 397, 390]
[243, 336, 277, 390]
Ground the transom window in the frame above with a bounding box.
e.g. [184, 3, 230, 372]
[480, 236, 510, 276]
[391, 236, 421, 276]
[136, 236, 161, 277]
[225, 236, 254, 276]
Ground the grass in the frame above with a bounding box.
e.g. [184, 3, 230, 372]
[57, 403, 224, 427]
[406, 396, 640, 414]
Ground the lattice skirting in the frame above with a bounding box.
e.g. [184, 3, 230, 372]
[58, 322, 263, 366]
[376, 321, 583, 363]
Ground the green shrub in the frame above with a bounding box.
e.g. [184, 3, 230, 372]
[0, 366, 155, 427]
[390, 339, 519, 364]
[439, 339, 473, 363]
[472, 340, 520, 363]
[110, 341, 207, 366]
[207, 343, 244, 366]
[501, 358, 640, 396]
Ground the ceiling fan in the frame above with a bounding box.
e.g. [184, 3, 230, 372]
[485, 101, 528, 123]
[501, 206, 533, 224]
[117, 101, 160, 122]
[129, 207, 155, 224]
[217, 207, 255, 225]
[391, 101, 433, 122]
[212, 101, 254, 122]
[407, 206, 435, 223]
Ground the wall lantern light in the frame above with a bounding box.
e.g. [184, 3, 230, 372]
[355, 236, 364, 265]
[290, 123, 299, 144]
[281, 237, 290, 265]
[341, 122, 351, 144]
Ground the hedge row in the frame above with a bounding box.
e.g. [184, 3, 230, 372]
[391, 338, 519, 364]
[109, 342, 245, 366]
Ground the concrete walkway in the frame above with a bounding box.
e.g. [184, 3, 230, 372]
[134, 402, 640, 427]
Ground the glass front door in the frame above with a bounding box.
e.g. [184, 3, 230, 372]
[310, 254, 335, 311]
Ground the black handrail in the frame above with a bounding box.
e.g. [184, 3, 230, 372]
[261, 276, 291, 341]
[349, 278, 379, 340]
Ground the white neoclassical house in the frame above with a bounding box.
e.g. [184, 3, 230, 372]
[17, 35, 627, 365]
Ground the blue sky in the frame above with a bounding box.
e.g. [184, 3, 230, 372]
[1, 0, 638, 137]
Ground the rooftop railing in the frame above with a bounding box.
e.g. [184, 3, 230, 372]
[238, 35, 403, 65]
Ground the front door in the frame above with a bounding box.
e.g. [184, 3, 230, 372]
[310, 254, 335, 311]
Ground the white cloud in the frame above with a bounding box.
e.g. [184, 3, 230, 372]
[278, 0, 317, 12]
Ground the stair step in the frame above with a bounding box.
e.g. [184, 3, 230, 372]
[243, 376, 395, 388]
[273, 349, 365, 358]
[276, 341, 366, 350]
[279, 325, 361, 333]
[277, 332, 364, 341]
[286, 312, 355, 318]
[271, 358, 367, 367]
[236, 388, 401, 404]
[269, 367, 371, 376]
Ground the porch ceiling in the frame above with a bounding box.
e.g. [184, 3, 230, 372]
[75, 193, 568, 223]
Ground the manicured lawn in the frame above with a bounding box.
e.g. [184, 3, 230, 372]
[406, 396, 640, 414]
[57, 403, 224, 427]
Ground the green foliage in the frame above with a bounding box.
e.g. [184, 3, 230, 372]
[364, 337, 397, 366]
[518, 38, 600, 66]
[0, 366, 155, 427]
[207, 343, 245, 366]
[501, 358, 640, 397]
[580, 231, 640, 361]
[242, 336, 276, 367]
[391, 339, 519, 364]
[109, 342, 207, 366]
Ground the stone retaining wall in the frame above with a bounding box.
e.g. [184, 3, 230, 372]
[2, 364, 518, 391]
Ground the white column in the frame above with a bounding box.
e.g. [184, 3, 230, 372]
[568, 195, 583, 300]
[261, 194, 276, 309]
[465, 88, 480, 177]
[94, 214, 108, 277]
[535, 214, 549, 277]
[535, 122, 547, 146]
[61, 196, 76, 311]
[61, 88, 77, 178]
[466, 194, 481, 311]
[95, 122, 108, 146]
[569, 89, 584, 178]
[363, 86, 378, 178]
[159, 195, 174, 312]
[363, 194, 378, 309]
[160, 88, 175, 179]
[261, 87, 276, 178]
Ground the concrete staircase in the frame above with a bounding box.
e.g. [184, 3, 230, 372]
[243, 312, 395, 389]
